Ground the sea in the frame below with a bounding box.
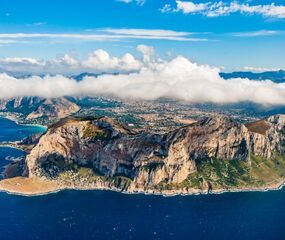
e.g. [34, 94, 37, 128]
[0, 117, 285, 240]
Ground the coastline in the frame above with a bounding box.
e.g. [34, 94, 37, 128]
[0, 176, 285, 197]
[0, 115, 48, 130]
[0, 116, 47, 152]
[18, 123, 47, 130]
[0, 144, 26, 152]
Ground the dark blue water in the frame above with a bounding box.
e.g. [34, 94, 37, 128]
[0, 118, 285, 240]
[0, 117, 46, 142]
[0, 117, 46, 178]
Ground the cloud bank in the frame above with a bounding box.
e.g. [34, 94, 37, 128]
[0, 48, 285, 105]
[161, 1, 285, 18]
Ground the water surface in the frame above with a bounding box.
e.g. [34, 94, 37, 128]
[0, 117, 285, 240]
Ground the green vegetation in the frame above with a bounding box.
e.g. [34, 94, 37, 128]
[112, 176, 132, 187]
[78, 167, 94, 177]
[185, 158, 254, 189]
[250, 154, 285, 183]
[57, 164, 105, 181]
[157, 154, 285, 191]
[83, 123, 108, 140]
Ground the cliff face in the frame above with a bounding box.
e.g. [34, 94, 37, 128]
[24, 115, 285, 191]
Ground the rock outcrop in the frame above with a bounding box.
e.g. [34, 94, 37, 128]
[22, 114, 285, 192]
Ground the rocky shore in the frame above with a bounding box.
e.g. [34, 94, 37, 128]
[1, 175, 285, 197]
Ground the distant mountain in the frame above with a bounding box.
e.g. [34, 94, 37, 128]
[220, 70, 285, 83]
[2, 70, 285, 83]
[70, 72, 120, 81]
[0, 97, 80, 124]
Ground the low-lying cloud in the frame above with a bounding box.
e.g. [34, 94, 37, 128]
[1, 51, 285, 105]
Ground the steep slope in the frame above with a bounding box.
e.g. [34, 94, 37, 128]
[13, 114, 285, 195]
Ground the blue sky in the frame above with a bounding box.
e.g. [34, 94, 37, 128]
[0, 0, 284, 71]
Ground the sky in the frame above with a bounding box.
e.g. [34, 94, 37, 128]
[1, 0, 285, 105]
[0, 0, 284, 71]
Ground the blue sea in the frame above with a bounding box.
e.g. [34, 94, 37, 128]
[0, 117, 285, 240]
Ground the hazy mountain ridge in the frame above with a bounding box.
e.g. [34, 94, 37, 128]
[0, 97, 80, 124]
[220, 70, 285, 83]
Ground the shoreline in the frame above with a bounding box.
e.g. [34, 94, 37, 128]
[0, 177, 285, 198]
[0, 115, 48, 130]
[18, 123, 47, 130]
[0, 145, 26, 152]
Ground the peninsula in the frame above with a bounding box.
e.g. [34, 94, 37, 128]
[1, 114, 285, 196]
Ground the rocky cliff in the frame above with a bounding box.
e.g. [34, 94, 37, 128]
[19, 114, 285, 194]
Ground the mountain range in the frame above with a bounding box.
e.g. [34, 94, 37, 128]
[220, 70, 285, 83]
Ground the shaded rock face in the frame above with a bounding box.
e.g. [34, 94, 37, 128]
[25, 115, 285, 187]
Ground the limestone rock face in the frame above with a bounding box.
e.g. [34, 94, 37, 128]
[25, 115, 285, 187]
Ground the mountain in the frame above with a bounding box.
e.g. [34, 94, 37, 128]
[3, 114, 285, 195]
[70, 72, 120, 81]
[0, 97, 80, 124]
[220, 70, 285, 83]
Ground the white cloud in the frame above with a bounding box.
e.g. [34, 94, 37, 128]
[116, 0, 145, 6]
[136, 45, 154, 63]
[162, 1, 285, 18]
[0, 40, 27, 45]
[233, 30, 280, 37]
[102, 28, 192, 37]
[0, 46, 150, 73]
[82, 49, 141, 71]
[0, 29, 207, 42]
[242, 66, 283, 72]
[160, 4, 172, 13]
[0, 58, 44, 72]
[176, 1, 209, 13]
[117, 0, 132, 3]
[26, 22, 47, 27]
[60, 54, 78, 67]
[1, 49, 285, 105]
[0, 55, 80, 73]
